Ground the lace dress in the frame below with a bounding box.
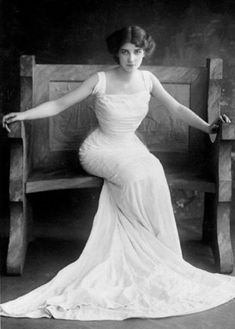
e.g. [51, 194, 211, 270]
[1, 71, 235, 321]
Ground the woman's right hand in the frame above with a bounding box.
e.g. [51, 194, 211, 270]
[2, 112, 24, 133]
[208, 114, 231, 135]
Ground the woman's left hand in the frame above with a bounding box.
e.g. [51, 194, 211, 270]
[208, 114, 231, 134]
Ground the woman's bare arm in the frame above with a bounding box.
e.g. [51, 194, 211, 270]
[2, 73, 98, 131]
[149, 72, 212, 133]
[149, 72, 231, 135]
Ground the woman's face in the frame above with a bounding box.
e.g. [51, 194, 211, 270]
[117, 43, 145, 72]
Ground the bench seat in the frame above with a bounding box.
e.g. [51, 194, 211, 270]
[5, 56, 235, 275]
[25, 169, 216, 194]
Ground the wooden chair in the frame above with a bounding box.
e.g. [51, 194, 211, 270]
[6, 55, 235, 275]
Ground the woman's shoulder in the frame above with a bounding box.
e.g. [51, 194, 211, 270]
[92, 68, 119, 95]
[141, 70, 157, 92]
[90, 71, 106, 95]
[141, 69, 158, 80]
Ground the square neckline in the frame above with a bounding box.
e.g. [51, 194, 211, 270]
[102, 70, 149, 96]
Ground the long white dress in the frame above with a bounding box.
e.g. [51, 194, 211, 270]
[1, 70, 235, 321]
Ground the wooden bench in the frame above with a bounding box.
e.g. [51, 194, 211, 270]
[7, 55, 235, 275]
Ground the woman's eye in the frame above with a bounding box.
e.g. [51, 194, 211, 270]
[135, 49, 142, 54]
[120, 49, 128, 55]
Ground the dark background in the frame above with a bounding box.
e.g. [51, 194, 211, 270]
[1, 0, 235, 238]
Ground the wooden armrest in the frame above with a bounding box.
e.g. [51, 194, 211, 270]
[8, 121, 22, 139]
[221, 123, 235, 140]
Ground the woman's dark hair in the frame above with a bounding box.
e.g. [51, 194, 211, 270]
[106, 26, 155, 63]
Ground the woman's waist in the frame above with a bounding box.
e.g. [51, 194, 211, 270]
[80, 127, 145, 151]
[92, 127, 136, 141]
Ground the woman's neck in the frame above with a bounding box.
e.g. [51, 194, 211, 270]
[115, 66, 139, 82]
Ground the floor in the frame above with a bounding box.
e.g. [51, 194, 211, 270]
[1, 193, 235, 329]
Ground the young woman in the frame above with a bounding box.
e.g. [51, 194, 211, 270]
[1, 26, 235, 321]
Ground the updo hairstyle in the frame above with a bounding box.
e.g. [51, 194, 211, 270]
[106, 26, 155, 64]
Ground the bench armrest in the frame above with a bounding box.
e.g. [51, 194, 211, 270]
[221, 123, 235, 140]
[8, 121, 22, 139]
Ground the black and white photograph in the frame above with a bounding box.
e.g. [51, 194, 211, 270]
[1, 1, 235, 328]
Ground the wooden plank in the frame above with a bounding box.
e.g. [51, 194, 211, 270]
[203, 192, 215, 244]
[218, 142, 232, 202]
[214, 202, 234, 273]
[143, 66, 205, 83]
[208, 58, 223, 80]
[8, 121, 22, 139]
[9, 140, 24, 202]
[219, 143, 232, 180]
[167, 174, 215, 193]
[7, 202, 27, 275]
[207, 58, 223, 143]
[21, 61, 34, 178]
[35, 64, 205, 84]
[222, 123, 235, 140]
[188, 65, 208, 154]
[7, 57, 34, 273]
[26, 176, 103, 193]
[203, 194, 233, 273]
[25, 172, 215, 194]
[219, 181, 232, 202]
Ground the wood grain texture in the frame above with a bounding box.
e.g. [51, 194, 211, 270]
[20, 72, 33, 178]
[207, 58, 222, 143]
[208, 58, 223, 80]
[222, 123, 235, 140]
[8, 122, 22, 139]
[6, 57, 34, 274]
[6, 196, 33, 274]
[9, 141, 24, 202]
[218, 180, 232, 202]
[25, 172, 215, 194]
[34, 64, 204, 83]
[7, 202, 27, 275]
[188, 64, 208, 156]
[218, 142, 232, 202]
[214, 202, 234, 273]
[26, 176, 103, 193]
[166, 174, 216, 193]
[203, 194, 233, 273]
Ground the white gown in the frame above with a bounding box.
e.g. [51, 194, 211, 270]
[1, 70, 235, 321]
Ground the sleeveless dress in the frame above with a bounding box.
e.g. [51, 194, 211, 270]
[1, 71, 235, 321]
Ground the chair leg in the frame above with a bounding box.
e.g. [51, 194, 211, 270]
[7, 197, 33, 275]
[202, 193, 215, 244]
[215, 202, 233, 273]
[203, 192, 233, 273]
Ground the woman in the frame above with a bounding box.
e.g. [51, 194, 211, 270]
[1, 26, 235, 321]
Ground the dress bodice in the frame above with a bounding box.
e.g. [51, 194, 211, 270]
[92, 71, 152, 137]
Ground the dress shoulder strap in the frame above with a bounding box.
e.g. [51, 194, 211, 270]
[92, 72, 106, 95]
[141, 70, 153, 93]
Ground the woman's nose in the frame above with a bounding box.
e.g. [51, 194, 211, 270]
[128, 52, 135, 62]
